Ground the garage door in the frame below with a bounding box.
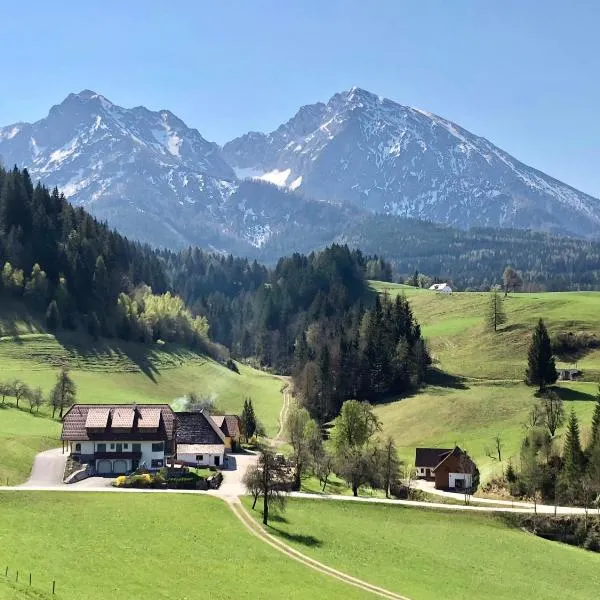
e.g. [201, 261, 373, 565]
[97, 460, 112, 475]
[113, 460, 128, 475]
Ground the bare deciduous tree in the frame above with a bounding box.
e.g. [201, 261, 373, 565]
[0, 381, 14, 405]
[12, 380, 30, 409]
[26, 387, 44, 413]
[247, 447, 288, 526]
[242, 464, 263, 510]
[541, 391, 565, 437]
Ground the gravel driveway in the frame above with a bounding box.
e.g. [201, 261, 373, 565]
[22, 448, 67, 487]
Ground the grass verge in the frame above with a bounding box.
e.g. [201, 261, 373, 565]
[243, 497, 600, 600]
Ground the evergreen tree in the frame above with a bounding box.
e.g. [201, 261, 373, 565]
[525, 319, 557, 391]
[45, 300, 60, 332]
[49, 367, 77, 419]
[485, 290, 507, 332]
[241, 398, 257, 442]
[379, 436, 401, 498]
[559, 409, 585, 503]
[587, 386, 600, 455]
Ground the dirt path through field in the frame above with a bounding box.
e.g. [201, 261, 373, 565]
[273, 378, 291, 446]
[226, 497, 410, 600]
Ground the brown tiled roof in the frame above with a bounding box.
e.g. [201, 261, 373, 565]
[61, 404, 175, 441]
[112, 407, 134, 429]
[433, 446, 474, 472]
[176, 411, 226, 445]
[414, 447, 453, 468]
[212, 415, 241, 438]
[84, 408, 110, 429]
[138, 408, 161, 429]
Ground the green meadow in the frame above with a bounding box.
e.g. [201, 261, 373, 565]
[244, 497, 600, 600]
[369, 282, 600, 478]
[0, 492, 367, 600]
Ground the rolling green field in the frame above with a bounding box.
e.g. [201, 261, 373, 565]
[244, 497, 600, 600]
[0, 303, 283, 433]
[0, 303, 284, 484]
[369, 281, 600, 478]
[0, 492, 367, 600]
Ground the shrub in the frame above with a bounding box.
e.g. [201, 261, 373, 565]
[583, 527, 600, 552]
[225, 358, 239, 373]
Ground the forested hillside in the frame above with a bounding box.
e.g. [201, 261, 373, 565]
[0, 167, 210, 350]
[337, 216, 600, 291]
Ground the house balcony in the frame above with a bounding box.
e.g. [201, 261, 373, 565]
[92, 451, 143, 460]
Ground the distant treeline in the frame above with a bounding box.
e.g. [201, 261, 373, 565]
[338, 215, 600, 291]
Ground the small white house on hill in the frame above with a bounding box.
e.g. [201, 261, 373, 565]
[429, 283, 452, 293]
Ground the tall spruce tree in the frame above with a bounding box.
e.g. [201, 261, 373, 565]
[587, 386, 600, 455]
[485, 290, 507, 332]
[559, 409, 585, 503]
[241, 398, 257, 442]
[525, 319, 557, 391]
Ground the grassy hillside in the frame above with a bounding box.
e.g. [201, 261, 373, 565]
[244, 498, 600, 600]
[0, 303, 284, 484]
[369, 281, 600, 477]
[0, 408, 60, 486]
[0, 492, 366, 600]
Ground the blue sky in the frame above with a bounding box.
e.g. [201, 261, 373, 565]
[2, 0, 599, 196]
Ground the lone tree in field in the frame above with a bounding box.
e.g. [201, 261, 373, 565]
[525, 319, 557, 392]
[245, 446, 288, 525]
[49, 367, 76, 419]
[241, 398, 257, 442]
[331, 400, 381, 496]
[486, 290, 507, 332]
[503, 266, 523, 296]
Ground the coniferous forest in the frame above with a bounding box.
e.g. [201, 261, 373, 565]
[5, 165, 600, 425]
[0, 167, 425, 421]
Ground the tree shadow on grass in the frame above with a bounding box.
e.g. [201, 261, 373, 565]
[426, 368, 469, 390]
[268, 526, 323, 548]
[266, 514, 289, 524]
[552, 386, 597, 402]
[498, 323, 528, 334]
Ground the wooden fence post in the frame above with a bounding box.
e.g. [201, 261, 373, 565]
[29, 573, 32, 586]
[52, 580, 56, 594]
[15, 570, 18, 583]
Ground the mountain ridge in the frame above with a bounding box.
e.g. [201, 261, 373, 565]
[223, 86, 600, 237]
[1, 86, 600, 257]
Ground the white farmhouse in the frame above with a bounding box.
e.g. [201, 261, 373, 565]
[61, 404, 176, 475]
[429, 282, 452, 293]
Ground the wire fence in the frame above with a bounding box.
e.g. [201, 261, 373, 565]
[2, 564, 58, 596]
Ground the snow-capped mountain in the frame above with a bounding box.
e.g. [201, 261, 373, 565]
[2, 87, 599, 256]
[223, 87, 600, 237]
[0, 90, 334, 251]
